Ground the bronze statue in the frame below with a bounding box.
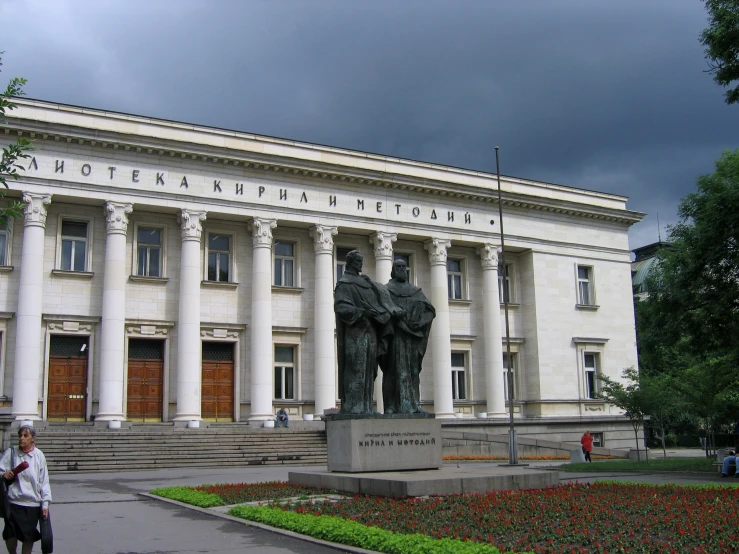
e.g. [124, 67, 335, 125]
[334, 250, 397, 414]
[379, 259, 436, 414]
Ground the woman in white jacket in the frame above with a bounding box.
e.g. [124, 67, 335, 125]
[0, 425, 52, 554]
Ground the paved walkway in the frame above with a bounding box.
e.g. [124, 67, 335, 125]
[47, 451, 726, 554]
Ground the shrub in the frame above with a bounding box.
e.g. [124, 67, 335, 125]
[150, 486, 224, 508]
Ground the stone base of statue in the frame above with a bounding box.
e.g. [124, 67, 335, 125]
[325, 415, 442, 473]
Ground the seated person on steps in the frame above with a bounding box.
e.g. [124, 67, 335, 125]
[276, 407, 289, 428]
[721, 449, 737, 477]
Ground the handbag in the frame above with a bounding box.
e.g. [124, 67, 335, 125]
[39, 509, 53, 554]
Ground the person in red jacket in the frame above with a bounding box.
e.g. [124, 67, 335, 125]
[581, 430, 594, 462]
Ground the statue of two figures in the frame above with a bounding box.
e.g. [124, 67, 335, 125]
[335, 250, 436, 416]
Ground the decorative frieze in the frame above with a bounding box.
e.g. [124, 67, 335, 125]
[178, 209, 206, 241]
[309, 225, 338, 254]
[21, 192, 51, 227]
[250, 218, 277, 248]
[370, 232, 397, 261]
[104, 202, 133, 235]
[424, 238, 451, 266]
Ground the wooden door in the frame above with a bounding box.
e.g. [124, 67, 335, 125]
[127, 359, 163, 421]
[48, 357, 87, 421]
[127, 339, 164, 422]
[201, 360, 234, 421]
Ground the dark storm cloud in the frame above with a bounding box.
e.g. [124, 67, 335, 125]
[1, 0, 737, 248]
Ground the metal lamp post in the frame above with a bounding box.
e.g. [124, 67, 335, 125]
[495, 146, 519, 465]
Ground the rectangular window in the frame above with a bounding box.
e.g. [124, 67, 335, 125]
[447, 258, 463, 300]
[584, 352, 599, 399]
[274, 345, 295, 400]
[502, 352, 517, 400]
[577, 265, 594, 305]
[274, 241, 295, 287]
[394, 253, 412, 284]
[136, 227, 163, 277]
[591, 432, 604, 448]
[207, 233, 231, 282]
[60, 220, 88, 271]
[451, 351, 467, 400]
[0, 221, 8, 266]
[498, 263, 512, 303]
[336, 247, 355, 282]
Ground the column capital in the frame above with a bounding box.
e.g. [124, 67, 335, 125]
[178, 209, 207, 241]
[309, 225, 337, 254]
[477, 243, 500, 271]
[250, 218, 277, 248]
[424, 238, 451, 266]
[21, 192, 51, 228]
[104, 202, 133, 235]
[369, 232, 397, 261]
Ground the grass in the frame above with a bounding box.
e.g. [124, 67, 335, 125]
[562, 456, 716, 472]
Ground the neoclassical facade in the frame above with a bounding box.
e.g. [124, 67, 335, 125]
[0, 99, 643, 433]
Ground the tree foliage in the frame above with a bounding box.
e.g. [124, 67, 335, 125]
[701, 0, 739, 104]
[0, 53, 30, 225]
[598, 368, 648, 460]
[637, 148, 739, 439]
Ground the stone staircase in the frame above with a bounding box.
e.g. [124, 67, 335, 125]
[33, 423, 328, 473]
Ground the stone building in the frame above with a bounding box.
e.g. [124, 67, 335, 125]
[0, 99, 643, 445]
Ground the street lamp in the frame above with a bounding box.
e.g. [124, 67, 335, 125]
[495, 146, 519, 465]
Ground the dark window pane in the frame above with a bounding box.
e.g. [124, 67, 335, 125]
[274, 259, 282, 286]
[207, 252, 217, 281]
[274, 367, 282, 398]
[138, 227, 161, 245]
[61, 220, 87, 238]
[453, 275, 462, 299]
[337, 247, 354, 261]
[337, 265, 344, 281]
[447, 275, 453, 298]
[275, 241, 293, 257]
[275, 346, 293, 363]
[0, 234, 6, 265]
[137, 246, 147, 276]
[451, 352, 465, 367]
[73, 240, 86, 271]
[578, 266, 590, 280]
[584, 353, 596, 369]
[284, 260, 294, 287]
[209, 234, 230, 251]
[447, 259, 461, 272]
[587, 372, 596, 398]
[218, 253, 229, 282]
[148, 248, 161, 277]
[285, 367, 294, 399]
[61, 240, 72, 270]
[458, 371, 466, 400]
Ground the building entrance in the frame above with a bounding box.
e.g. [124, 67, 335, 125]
[127, 339, 164, 422]
[47, 335, 88, 421]
[201, 342, 234, 421]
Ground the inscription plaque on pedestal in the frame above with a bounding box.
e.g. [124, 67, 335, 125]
[327, 417, 442, 472]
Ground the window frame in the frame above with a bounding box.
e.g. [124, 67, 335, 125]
[0, 218, 12, 267]
[502, 352, 518, 401]
[56, 216, 93, 272]
[583, 350, 600, 399]
[335, 246, 357, 284]
[446, 257, 466, 300]
[204, 230, 235, 283]
[576, 264, 595, 306]
[273, 239, 300, 288]
[451, 350, 468, 401]
[274, 344, 297, 400]
[498, 262, 514, 304]
[133, 223, 166, 278]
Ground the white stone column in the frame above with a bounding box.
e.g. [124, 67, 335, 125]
[249, 218, 277, 421]
[12, 193, 51, 421]
[478, 243, 507, 416]
[424, 238, 455, 418]
[96, 202, 133, 422]
[173, 209, 207, 421]
[370, 232, 397, 413]
[310, 225, 338, 416]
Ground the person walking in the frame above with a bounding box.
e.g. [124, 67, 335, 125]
[581, 430, 594, 463]
[0, 425, 52, 554]
[698, 425, 707, 450]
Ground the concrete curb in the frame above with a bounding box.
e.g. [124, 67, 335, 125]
[139, 492, 381, 554]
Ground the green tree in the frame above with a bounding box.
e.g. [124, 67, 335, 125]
[701, 0, 739, 104]
[640, 371, 681, 458]
[597, 368, 648, 461]
[0, 53, 30, 225]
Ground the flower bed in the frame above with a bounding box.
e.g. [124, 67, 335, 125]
[155, 481, 739, 553]
[193, 481, 327, 504]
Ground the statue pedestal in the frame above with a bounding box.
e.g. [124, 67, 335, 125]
[326, 416, 442, 472]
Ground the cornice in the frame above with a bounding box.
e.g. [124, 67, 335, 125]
[2, 118, 645, 226]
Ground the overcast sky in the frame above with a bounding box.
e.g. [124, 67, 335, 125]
[2, 0, 737, 249]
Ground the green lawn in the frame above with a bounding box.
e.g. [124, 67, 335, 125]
[563, 456, 716, 472]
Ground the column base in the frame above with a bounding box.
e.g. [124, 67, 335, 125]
[248, 413, 276, 421]
[173, 414, 203, 422]
[94, 414, 125, 422]
[484, 411, 509, 418]
[12, 413, 40, 422]
[433, 412, 457, 419]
